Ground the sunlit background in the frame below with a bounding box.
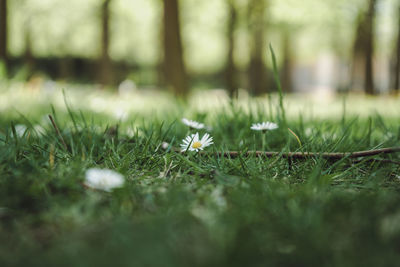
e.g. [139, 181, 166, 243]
[2, 3, 400, 264]
[0, 0, 399, 115]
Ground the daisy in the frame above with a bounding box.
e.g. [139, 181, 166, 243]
[182, 118, 205, 130]
[14, 124, 27, 137]
[161, 141, 170, 150]
[250, 121, 278, 132]
[180, 132, 213, 152]
[84, 168, 124, 192]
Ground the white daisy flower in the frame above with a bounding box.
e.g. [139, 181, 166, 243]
[161, 142, 170, 150]
[14, 124, 27, 137]
[250, 121, 278, 132]
[180, 132, 213, 152]
[182, 118, 205, 129]
[113, 108, 128, 121]
[84, 168, 124, 192]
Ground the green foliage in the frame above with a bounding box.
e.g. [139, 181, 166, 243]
[0, 89, 400, 266]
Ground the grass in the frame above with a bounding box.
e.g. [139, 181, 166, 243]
[0, 82, 400, 266]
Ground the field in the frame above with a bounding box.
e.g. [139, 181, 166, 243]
[1, 83, 400, 266]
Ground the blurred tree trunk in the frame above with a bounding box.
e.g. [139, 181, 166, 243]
[247, 0, 267, 96]
[59, 57, 72, 80]
[225, 0, 238, 98]
[162, 0, 188, 97]
[351, 0, 377, 95]
[99, 0, 112, 85]
[364, 0, 376, 95]
[0, 0, 8, 69]
[281, 28, 293, 93]
[351, 13, 365, 92]
[24, 22, 34, 73]
[392, 5, 400, 92]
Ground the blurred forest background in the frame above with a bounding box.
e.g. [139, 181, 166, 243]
[0, 0, 399, 97]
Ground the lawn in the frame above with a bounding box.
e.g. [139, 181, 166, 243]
[1, 83, 400, 266]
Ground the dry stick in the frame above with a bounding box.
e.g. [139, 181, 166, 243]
[48, 114, 68, 151]
[167, 145, 400, 161]
[205, 147, 400, 159]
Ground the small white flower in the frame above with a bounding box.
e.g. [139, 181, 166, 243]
[126, 128, 135, 137]
[211, 185, 227, 209]
[84, 168, 124, 192]
[182, 118, 205, 129]
[180, 132, 213, 152]
[161, 142, 170, 150]
[14, 124, 27, 137]
[113, 108, 128, 121]
[304, 127, 313, 137]
[250, 121, 278, 132]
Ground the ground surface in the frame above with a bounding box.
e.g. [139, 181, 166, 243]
[1, 84, 400, 266]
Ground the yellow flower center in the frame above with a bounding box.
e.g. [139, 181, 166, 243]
[192, 141, 202, 149]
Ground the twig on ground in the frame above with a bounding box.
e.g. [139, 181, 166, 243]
[163, 143, 400, 162]
[207, 147, 400, 159]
